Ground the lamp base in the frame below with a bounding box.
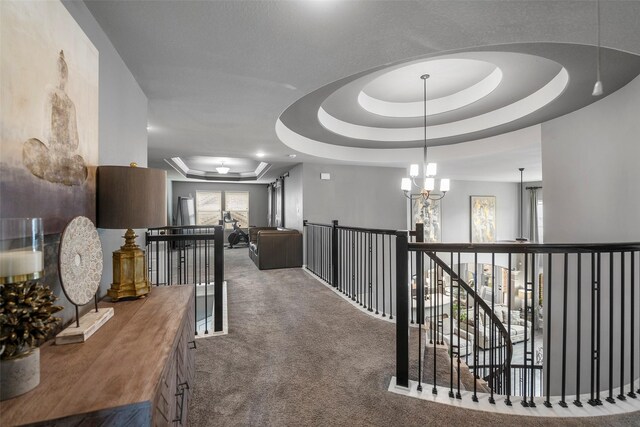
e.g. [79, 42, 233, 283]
[107, 229, 150, 302]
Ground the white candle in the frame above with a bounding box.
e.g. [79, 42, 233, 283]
[0, 250, 44, 278]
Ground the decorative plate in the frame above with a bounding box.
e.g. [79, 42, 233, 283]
[59, 216, 103, 306]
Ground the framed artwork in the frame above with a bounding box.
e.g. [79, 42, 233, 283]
[412, 198, 442, 243]
[470, 196, 496, 243]
[0, 1, 99, 234]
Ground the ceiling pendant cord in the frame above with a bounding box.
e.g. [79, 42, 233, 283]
[593, 0, 604, 96]
[422, 73, 429, 192]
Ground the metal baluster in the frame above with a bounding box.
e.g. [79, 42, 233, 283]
[472, 251, 478, 402]
[522, 253, 529, 407]
[351, 231, 356, 301]
[368, 232, 373, 312]
[432, 259, 438, 395]
[360, 232, 364, 306]
[449, 252, 454, 399]
[618, 251, 626, 401]
[607, 252, 615, 404]
[589, 252, 597, 405]
[417, 249, 424, 392]
[529, 252, 537, 407]
[575, 253, 582, 406]
[389, 234, 393, 320]
[597, 252, 602, 404]
[375, 234, 379, 314]
[506, 253, 513, 406]
[382, 236, 386, 317]
[544, 253, 552, 407]
[489, 252, 495, 404]
[559, 253, 569, 408]
[456, 252, 462, 399]
[630, 251, 637, 398]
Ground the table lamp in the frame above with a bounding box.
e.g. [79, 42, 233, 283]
[97, 164, 166, 301]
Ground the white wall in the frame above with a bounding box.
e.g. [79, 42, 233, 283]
[541, 74, 640, 395]
[284, 164, 304, 231]
[61, 1, 148, 323]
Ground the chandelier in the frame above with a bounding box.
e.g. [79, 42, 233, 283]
[400, 74, 450, 201]
[216, 162, 230, 174]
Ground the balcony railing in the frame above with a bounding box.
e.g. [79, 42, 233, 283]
[145, 225, 224, 336]
[304, 220, 401, 319]
[398, 238, 640, 408]
[304, 219, 640, 412]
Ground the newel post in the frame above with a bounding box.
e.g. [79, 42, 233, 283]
[396, 230, 410, 388]
[214, 225, 224, 332]
[332, 220, 339, 288]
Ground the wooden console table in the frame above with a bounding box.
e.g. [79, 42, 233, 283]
[0, 286, 195, 426]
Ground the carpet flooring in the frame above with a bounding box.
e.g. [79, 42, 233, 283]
[189, 249, 639, 426]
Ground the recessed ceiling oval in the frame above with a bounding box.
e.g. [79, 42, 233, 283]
[358, 65, 503, 117]
[277, 43, 640, 160]
[321, 67, 568, 141]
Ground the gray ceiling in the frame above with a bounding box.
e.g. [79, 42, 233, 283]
[85, 0, 640, 182]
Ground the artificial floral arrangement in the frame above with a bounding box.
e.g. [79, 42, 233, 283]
[0, 281, 63, 360]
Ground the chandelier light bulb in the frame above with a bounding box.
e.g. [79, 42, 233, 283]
[424, 177, 435, 191]
[401, 178, 412, 191]
[409, 164, 419, 178]
[440, 179, 450, 192]
[426, 162, 437, 177]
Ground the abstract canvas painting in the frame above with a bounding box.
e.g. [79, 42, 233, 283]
[470, 196, 496, 243]
[0, 1, 99, 234]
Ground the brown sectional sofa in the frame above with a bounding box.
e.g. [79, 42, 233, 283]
[249, 227, 303, 270]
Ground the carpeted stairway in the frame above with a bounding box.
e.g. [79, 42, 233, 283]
[188, 248, 639, 426]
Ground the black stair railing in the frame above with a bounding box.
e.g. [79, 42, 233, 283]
[397, 241, 640, 410]
[304, 220, 640, 411]
[423, 250, 513, 402]
[145, 225, 224, 335]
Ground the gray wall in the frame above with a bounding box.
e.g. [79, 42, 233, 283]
[284, 164, 304, 231]
[302, 163, 406, 230]
[541, 74, 640, 395]
[171, 181, 268, 228]
[438, 180, 519, 244]
[58, 1, 148, 324]
[542, 74, 640, 244]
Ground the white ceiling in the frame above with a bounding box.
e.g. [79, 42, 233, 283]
[85, 0, 640, 183]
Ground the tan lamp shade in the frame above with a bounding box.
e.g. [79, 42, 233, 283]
[97, 165, 167, 229]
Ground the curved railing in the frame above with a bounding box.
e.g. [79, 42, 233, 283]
[424, 251, 513, 401]
[398, 239, 640, 409]
[304, 220, 640, 412]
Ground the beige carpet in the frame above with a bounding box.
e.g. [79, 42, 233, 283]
[189, 248, 639, 426]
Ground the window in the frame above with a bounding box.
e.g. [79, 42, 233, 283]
[195, 191, 222, 226]
[224, 191, 249, 229]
